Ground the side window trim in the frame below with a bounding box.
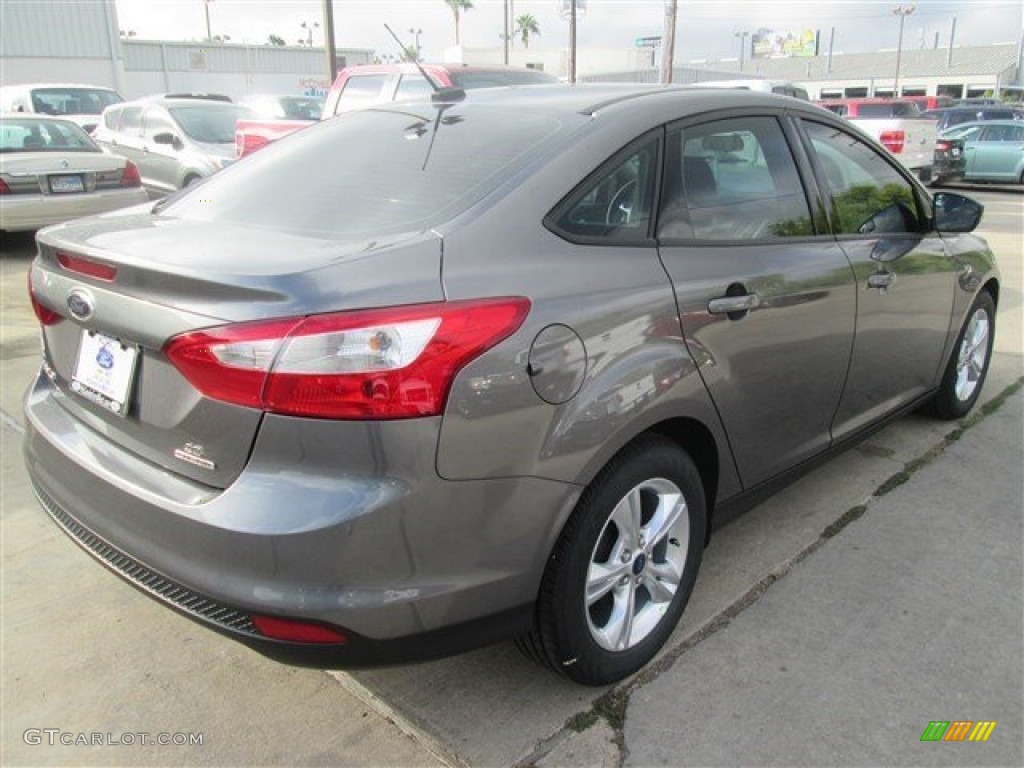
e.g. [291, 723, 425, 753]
[544, 128, 664, 247]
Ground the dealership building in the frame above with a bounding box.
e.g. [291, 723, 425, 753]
[1, 0, 1021, 102]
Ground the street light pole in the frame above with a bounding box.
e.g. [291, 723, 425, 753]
[409, 27, 422, 61]
[893, 4, 916, 96]
[204, 0, 212, 41]
[734, 31, 749, 72]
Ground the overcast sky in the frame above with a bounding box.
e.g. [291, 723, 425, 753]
[115, 1, 1023, 64]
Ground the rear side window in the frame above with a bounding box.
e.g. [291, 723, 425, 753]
[550, 137, 659, 242]
[658, 116, 813, 241]
[394, 75, 434, 101]
[802, 120, 923, 236]
[118, 106, 143, 136]
[161, 105, 570, 239]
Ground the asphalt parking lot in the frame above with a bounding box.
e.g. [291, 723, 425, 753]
[1, 187, 1021, 767]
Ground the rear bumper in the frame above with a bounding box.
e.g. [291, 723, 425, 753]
[23, 370, 580, 664]
[0, 188, 148, 232]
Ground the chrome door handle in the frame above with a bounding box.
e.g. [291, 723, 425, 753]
[708, 293, 761, 315]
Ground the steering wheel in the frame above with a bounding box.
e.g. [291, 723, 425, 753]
[605, 179, 637, 226]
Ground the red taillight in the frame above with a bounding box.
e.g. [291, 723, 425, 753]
[879, 130, 906, 154]
[251, 614, 348, 644]
[0, 178, 10, 195]
[28, 271, 62, 326]
[935, 139, 954, 152]
[165, 298, 531, 419]
[236, 131, 269, 158]
[56, 250, 117, 281]
[120, 161, 141, 187]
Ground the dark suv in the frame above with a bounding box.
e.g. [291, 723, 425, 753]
[921, 106, 1024, 132]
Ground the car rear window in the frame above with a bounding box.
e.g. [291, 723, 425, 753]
[161, 104, 573, 239]
[449, 70, 559, 89]
[856, 102, 921, 117]
[29, 87, 122, 116]
[0, 118, 99, 153]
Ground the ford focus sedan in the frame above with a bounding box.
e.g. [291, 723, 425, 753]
[24, 86, 999, 686]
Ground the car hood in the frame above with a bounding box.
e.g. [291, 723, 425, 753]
[36, 211, 445, 323]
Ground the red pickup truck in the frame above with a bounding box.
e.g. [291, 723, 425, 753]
[235, 63, 558, 158]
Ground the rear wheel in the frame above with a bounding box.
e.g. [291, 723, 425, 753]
[519, 436, 706, 685]
[927, 291, 995, 420]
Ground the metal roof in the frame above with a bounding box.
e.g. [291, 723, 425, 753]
[697, 43, 1019, 83]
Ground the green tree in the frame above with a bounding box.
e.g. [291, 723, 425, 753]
[267, 34, 286, 46]
[444, 0, 474, 46]
[515, 14, 540, 49]
[400, 44, 420, 63]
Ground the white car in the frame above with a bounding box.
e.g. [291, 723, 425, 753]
[1, 115, 148, 232]
[0, 83, 123, 134]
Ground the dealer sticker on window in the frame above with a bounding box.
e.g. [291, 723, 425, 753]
[71, 331, 138, 415]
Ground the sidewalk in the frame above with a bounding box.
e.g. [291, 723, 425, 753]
[547, 391, 1023, 767]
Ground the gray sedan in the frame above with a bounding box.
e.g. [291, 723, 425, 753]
[24, 85, 999, 685]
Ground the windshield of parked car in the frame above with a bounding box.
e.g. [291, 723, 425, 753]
[167, 104, 255, 143]
[160, 104, 575, 238]
[0, 117, 100, 153]
[29, 87, 122, 116]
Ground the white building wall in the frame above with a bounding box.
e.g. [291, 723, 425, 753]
[463, 47, 655, 78]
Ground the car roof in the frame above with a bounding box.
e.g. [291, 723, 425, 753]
[942, 119, 1023, 132]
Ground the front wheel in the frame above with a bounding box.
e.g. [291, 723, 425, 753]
[927, 291, 995, 420]
[519, 436, 706, 685]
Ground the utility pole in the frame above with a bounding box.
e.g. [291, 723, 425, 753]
[323, 0, 337, 84]
[504, 0, 509, 65]
[892, 4, 916, 97]
[568, 0, 577, 83]
[734, 31, 749, 72]
[662, 0, 677, 84]
[204, 0, 212, 41]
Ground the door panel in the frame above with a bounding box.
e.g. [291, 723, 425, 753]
[657, 116, 857, 488]
[800, 119, 957, 440]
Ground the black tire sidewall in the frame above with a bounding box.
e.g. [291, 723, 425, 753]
[932, 291, 995, 420]
[539, 438, 706, 685]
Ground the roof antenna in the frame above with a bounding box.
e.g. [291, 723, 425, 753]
[383, 24, 466, 104]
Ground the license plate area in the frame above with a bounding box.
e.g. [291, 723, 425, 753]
[49, 174, 85, 194]
[71, 331, 139, 416]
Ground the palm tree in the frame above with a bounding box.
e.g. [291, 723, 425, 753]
[444, 0, 474, 47]
[515, 13, 540, 49]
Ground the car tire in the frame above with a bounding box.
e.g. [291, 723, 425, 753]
[927, 291, 995, 420]
[519, 435, 706, 686]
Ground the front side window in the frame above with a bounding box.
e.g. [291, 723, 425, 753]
[143, 109, 177, 141]
[658, 116, 813, 241]
[167, 104, 253, 144]
[552, 138, 658, 241]
[802, 120, 923, 236]
[980, 124, 1024, 142]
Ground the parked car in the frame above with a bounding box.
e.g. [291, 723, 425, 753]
[902, 95, 956, 111]
[92, 97, 255, 195]
[0, 83, 123, 133]
[0, 115, 146, 232]
[941, 119, 1024, 183]
[814, 98, 938, 180]
[235, 63, 559, 157]
[920, 106, 1024, 132]
[25, 86, 998, 686]
[930, 134, 966, 186]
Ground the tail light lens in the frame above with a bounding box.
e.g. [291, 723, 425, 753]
[165, 298, 530, 419]
[251, 614, 348, 644]
[236, 131, 269, 158]
[0, 178, 10, 195]
[28, 272, 62, 326]
[935, 139, 953, 152]
[56, 250, 117, 281]
[120, 161, 141, 187]
[879, 130, 906, 154]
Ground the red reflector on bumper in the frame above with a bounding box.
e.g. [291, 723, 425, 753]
[56, 251, 117, 281]
[251, 614, 348, 644]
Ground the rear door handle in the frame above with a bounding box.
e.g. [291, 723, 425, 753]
[708, 293, 761, 315]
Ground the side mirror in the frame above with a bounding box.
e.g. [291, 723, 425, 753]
[933, 192, 983, 233]
[153, 132, 182, 149]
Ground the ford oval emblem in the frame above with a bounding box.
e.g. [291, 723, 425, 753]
[67, 290, 94, 321]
